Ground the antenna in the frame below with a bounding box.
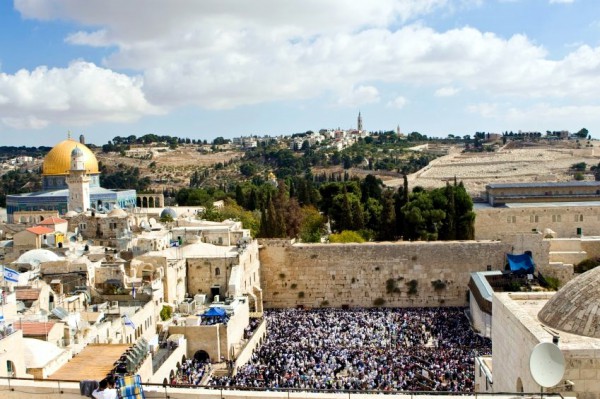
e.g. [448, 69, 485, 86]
[530, 342, 565, 396]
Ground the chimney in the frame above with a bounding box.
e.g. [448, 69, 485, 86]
[79, 134, 85, 145]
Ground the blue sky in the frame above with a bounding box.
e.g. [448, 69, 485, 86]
[1, 0, 599, 146]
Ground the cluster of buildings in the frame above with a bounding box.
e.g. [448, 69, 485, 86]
[0, 137, 263, 386]
[1, 135, 600, 399]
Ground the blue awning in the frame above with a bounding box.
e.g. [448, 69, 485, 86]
[203, 307, 226, 317]
[507, 253, 535, 274]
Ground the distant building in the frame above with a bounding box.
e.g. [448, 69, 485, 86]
[6, 137, 137, 222]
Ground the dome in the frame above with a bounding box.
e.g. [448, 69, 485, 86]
[538, 267, 600, 338]
[160, 208, 178, 219]
[64, 211, 78, 218]
[43, 138, 99, 176]
[22, 338, 66, 368]
[108, 208, 128, 218]
[71, 146, 84, 157]
[16, 249, 63, 265]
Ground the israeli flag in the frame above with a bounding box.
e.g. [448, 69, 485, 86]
[123, 315, 136, 329]
[0, 315, 4, 324]
[3, 267, 19, 283]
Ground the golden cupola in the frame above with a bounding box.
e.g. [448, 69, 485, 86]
[42, 138, 99, 176]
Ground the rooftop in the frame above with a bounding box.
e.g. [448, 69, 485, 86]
[487, 181, 600, 189]
[49, 344, 130, 381]
[25, 226, 54, 235]
[15, 288, 41, 301]
[38, 217, 68, 225]
[14, 321, 57, 336]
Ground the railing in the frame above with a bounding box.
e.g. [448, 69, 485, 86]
[0, 376, 565, 399]
[0, 327, 18, 342]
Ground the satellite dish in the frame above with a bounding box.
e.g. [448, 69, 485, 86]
[530, 342, 565, 388]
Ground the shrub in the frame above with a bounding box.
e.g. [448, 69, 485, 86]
[290, 283, 297, 289]
[321, 300, 329, 307]
[160, 305, 173, 321]
[574, 172, 585, 181]
[407, 279, 418, 295]
[386, 278, 396, 294]
[544, 276, 561, 291]
[373, 297, 385, 306]
[279, 273, 286, 279]
[431, 279, 447, 290]
[575, 257, 600, 274]
[298, 291, 305, 298]
[329, 230, 365, 243]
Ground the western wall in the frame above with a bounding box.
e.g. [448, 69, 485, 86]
[259, 239, 512, 308]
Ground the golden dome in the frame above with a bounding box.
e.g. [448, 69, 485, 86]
[42, 138, 99, 176]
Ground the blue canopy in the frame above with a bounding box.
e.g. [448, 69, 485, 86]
[203, 307, 226, 317]
[507, 253, 535, 274]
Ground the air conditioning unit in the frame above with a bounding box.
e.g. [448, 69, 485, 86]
[112, 301, 119, 308]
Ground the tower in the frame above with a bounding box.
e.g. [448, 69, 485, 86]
[66, 146, 91, 213]
[357, 111, 363, 132]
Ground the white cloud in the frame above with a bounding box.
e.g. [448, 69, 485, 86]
[387, 96, 408, 109]
[0, 61, 161, 129]
[468, 102, 600, 126]
[337, 86, 380, 107]
[434, 86, 460, 97]
[10, 0, 600, 121]
[467, 103, 500, 118]
[549, 0, 574, 4]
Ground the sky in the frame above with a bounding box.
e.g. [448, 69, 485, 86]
[1, 0, 599, 146]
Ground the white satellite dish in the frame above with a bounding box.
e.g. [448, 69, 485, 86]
[530, 342, 565, 388]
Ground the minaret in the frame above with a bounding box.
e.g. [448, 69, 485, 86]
[357, 111, 363, 132]
[66, 146, 91, 213]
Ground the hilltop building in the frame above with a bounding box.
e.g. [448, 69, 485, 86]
[6, 136, 137, 222]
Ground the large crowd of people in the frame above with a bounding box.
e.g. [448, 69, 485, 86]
[208, 307, 490, 392]
[171, 358, 211, 386]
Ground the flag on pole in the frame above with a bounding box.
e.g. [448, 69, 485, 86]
[123, 315, 135, 329]
[3, 267, 19, 283]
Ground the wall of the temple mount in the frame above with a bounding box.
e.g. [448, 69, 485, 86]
[259, 240, 511, 308]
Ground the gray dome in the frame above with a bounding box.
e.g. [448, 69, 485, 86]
[160, 208, 177, 219]
[71, 146, 84, 157]
[538, 266, 600, 338]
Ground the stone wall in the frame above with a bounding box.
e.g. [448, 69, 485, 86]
[259, 240, 511, 308]
[475, 205, 600, 240]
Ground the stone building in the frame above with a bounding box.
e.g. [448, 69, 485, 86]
[485, 181, 600, 206]
[476, 267, 600, 399]
[6, 137, 137, 222]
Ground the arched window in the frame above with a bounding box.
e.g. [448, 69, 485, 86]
[215, 268, 221, 276]
[6, 360, 15, 377]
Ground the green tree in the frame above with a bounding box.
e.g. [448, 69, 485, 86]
[329, 230, 365, 243]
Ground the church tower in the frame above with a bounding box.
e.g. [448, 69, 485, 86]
[66, 146, 91, 212]
[357, 111, 363, 132]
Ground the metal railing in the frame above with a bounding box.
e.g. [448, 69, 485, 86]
[0, 376, 565, 399]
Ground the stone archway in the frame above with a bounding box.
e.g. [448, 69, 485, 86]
[193, 350, 210, 363]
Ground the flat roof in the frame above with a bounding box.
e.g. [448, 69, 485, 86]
[49, 344, 130, 381]
[470, 271, 502, 302]
[475, 201, 600, 209]
[496, 292, 600, 351]
[487, 181, 600, 189]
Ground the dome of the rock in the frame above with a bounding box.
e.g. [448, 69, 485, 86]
[43, 139, 99, 176]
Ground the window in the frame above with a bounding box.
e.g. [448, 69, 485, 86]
[574, 214, 583, 222]
[79, 223, 87, 231]
[530, 215, 539, 223]
[215, 267, 220, 276]
[507, 216, 516, 223]
[552, 215, 561, 222]
[6, 360, 15, 377]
